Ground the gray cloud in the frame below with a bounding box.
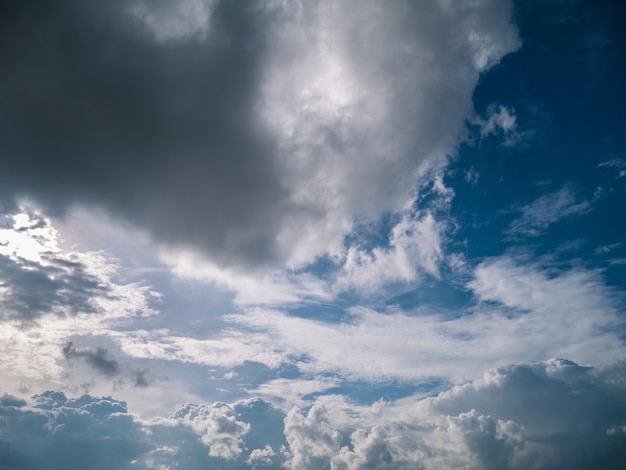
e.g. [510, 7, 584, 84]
[0, 0, 285, 269]
[62, 342, 120, 377]
[0, 391, 150, 470]
[0, 252, 108, 321]
[62, 342, 156, 388]
[131, 369, 151, 388]
[0, 0, 519, 271]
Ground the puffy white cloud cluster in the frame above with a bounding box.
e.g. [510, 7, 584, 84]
[280, 359, 626, 470]
[2, 359, 625, 469]
[283, 405, 343, 469]
[170, 402, 251, 459]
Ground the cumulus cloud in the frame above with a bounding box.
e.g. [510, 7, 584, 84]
[0, 391, 149, 470]
[283, 405, 342, 469]
[171, 402, 251, 459]
[0, 0, 519, 271]
[281, 359, 626, 469]
[145, 397, 287, 469]
[2, 359, 625, 469]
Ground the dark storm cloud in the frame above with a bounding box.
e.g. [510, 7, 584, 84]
[0, 0, 286, 269]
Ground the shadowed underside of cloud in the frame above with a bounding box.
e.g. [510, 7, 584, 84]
[0, 0, 519, 271]
[1, 359, 625, 470]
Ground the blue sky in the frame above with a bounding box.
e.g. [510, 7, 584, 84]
[1, 1, 626, 468]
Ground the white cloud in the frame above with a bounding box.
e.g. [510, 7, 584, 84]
[203, 254, 623, 383]
[247, 445, 276, 467]
[171, 402, 250, 460]
[506, 187, 591, 237]
[262, 0, 520, 268]
[110, 328, 284, 371]
[10, 225, 614, 398]
[337, 211, 444, 292]
[248, 377, 341, 408]
[473, 104, 519, 145]
[283, 405, 342, 470]
[161, 247, 334, 307]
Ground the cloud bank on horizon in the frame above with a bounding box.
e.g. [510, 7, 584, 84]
[1, 0, 626, 468]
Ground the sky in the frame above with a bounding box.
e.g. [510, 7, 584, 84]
[1, 0, 626, 469]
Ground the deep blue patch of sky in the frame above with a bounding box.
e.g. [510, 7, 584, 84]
[448, 0, 626, 270]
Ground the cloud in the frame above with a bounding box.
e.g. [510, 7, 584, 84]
[0, 205, 156, 323]
[506, 187, 591, 237]
[472, 104, 519, 145]
[170, 402, 251, 459]
[0, 391, 150, 470]
[62, 342, 120, 377]
[222, 249, 625, 380]
[281, 359, 626, 469]
[165, 170, 454, 304]
[2, 359, 626, 469]
[0, 0, 519, 272]
[145, 397, 287, 469]
[0, 391, 288, 470]
[283, 405, 342, 469]
[129, 0, 216, 42]
[107, 251, 624, 387]
[0, 206, 158, 391]
[337, 211, 445, 292]
[0, 210, 110, 321]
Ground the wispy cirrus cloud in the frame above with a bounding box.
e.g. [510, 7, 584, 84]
[506, 187, 591, 237]
[105, 252, 624, 388]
